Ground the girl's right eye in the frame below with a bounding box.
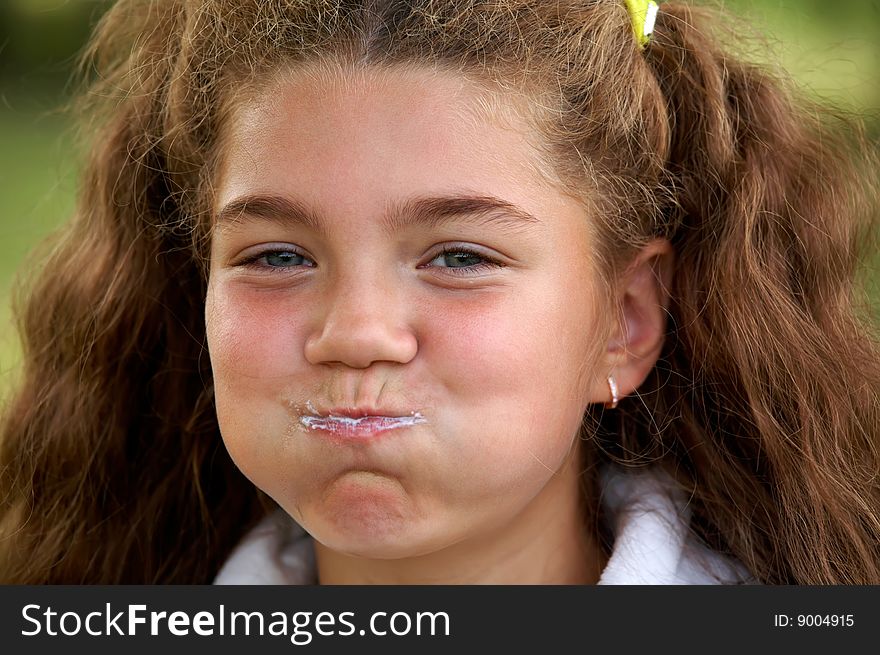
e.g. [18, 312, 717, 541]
[237, 248, 316, 271]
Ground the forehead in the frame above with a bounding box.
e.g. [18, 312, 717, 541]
[213, 63, 566, 216]
[224, 63, 532, 150]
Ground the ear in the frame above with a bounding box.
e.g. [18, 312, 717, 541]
[591, 238, 674, 406]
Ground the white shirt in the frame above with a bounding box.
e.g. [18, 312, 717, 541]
[214, 466, 755, 585]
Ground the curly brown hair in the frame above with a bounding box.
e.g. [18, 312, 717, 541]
[1, 0, 878, 583]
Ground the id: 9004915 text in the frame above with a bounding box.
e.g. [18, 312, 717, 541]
[773, 614, 854, 628]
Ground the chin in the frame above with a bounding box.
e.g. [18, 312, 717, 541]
[300, 476, 447, 559]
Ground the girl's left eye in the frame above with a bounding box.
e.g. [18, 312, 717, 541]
[424, 247, 505, 275]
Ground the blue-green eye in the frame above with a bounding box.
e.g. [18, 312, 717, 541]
[239, 248, 315, 271]
[426, 247, 505, 275]
[264, 251, 310, 267]
[432, 251, 483, 268]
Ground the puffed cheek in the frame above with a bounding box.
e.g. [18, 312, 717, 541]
[206, 286, 305, 378]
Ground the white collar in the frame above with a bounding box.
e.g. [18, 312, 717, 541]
[214, 466, 754, 585]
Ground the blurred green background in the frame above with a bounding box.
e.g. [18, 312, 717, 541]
[1, 0, 879, 397]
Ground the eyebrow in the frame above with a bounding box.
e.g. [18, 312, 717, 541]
[214, 192, 541, 237]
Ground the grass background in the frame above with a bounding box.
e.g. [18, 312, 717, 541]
[1, 0, 879, 397]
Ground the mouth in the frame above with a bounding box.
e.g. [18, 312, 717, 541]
[299, 402, 428, 439]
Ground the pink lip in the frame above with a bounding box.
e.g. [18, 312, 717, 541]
[327, 408, 390, 418]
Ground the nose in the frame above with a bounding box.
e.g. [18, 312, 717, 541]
[303, 273, 418, 369]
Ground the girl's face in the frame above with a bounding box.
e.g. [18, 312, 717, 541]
[206, 66, 612, 560]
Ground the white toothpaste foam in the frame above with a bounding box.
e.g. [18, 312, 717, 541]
[300, 413, 427, 433]
[299, 401, 427, 433]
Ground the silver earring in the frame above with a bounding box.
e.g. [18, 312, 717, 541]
[604, 376, 619, 409]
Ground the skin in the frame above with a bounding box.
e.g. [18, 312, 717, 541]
[205, 64, 671, 584]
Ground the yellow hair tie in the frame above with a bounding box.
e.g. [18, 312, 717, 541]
[623, 0, 659, 49]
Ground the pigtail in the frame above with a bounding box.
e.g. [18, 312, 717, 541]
[616, 3, 880, 583]
[0, 0, 264, 583]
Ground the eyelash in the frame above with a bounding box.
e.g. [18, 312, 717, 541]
[236, 245, 506, 276]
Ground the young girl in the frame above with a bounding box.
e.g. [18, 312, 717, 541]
[1, 0, 878, 585]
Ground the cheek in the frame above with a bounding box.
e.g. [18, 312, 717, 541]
[206, 283, 305, 380]
[205, 283, 308, 479]
[424, 280, 597, 406]
[420, 281, 598, 469]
